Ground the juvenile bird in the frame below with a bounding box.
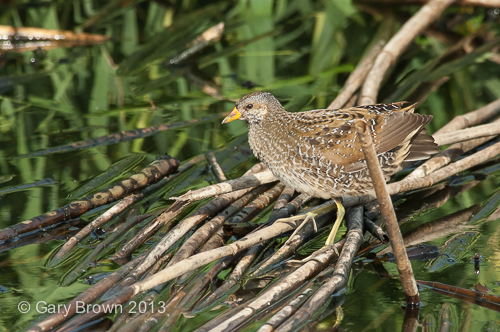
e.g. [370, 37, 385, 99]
[222, 92, 437, 245]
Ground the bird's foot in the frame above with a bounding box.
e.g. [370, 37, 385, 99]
[286, 244, 339, 266]
[281, 212, 318, 247]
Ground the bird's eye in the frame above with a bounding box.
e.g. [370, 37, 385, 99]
[246, 104, 253, 110]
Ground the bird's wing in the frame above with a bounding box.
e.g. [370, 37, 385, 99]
[288, 102, 432, 172]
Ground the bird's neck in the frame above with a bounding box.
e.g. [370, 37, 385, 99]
[247, 109, 290, 163]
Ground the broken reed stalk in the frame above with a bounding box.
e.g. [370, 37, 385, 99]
[416, 280, 500, 306]
[328, 39, 385, 109]
[249, 202, 338, 278]
[359, 0, 456, 105]
[398, 205, 479, 249]
[0, 155, 180, 243]
[192, 245, 264, 312]
[265, 193, 312, 225]
[133, 254, 242, 332]
[275, 205, 364, 331]
[170, 169, 277, 202]
[17, 113, 228, 159]
[388, 140, 500, 196]
[61, 213, 154, 286]
[207, 247, 341, 331]
[176, 184, 284, 284]
[205, 151, 226, 182]
[273, 186, 295, 210]
[112, 163, 264, 261]
[167, 184, 271, 267]
[192, 191, 307, 312]
[0, 155, 179, 242]
[112, 199, 190, 260]
[49, 154, 200, 267]
[328, 12, 395, 110]
[255, 286, 318, 332]
[53, 206, 339, 330]
[51, 195, 145, 266]
[27, 250, 149, 332]
[226, 183, 286, 225]
[113, 164, 267, 288]
[407, 126, 500, 180]
[363, 217, 389, 243]
[355, 120, 419, 304]
[407, 98, 500, 179]
[435, 97, 500, 135]
[433, 122, 500, 146]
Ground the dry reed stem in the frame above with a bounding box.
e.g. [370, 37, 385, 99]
[363, 217, 389, 243]
[356, 120, 419, 302]
[51, 208, 335, 330]
[180, 255, 239, 310]
[359, 0, 455, 105]
[433, 122, 500, 146]
[249, 202, 338, 278]
[147, 255, 241, 332]
[256, 287, 316, 332]
[143, 252, 174, 279]
[119, 165, 266, 285]
[170, 169, 277, 202]
[227, 183, 286, 224]
[273, 187, 295, 210]
[205, 151, 226, 182]
[198, 229, 225, 253]
[27, 251, 149, 332]
[407, 119, 500, 179]
[192, 192, 311, 312]
[276, 206, 364, 331]
[112, 199, 190, 260]
[192, 244, 264, 312]
[63, 206, 340, 331]
[50, 194, 145, 267]
[397, 206, 478, 250]
[328, 12, 395, 109]
[0, 155, 179, 242]
[328, 40, 386, 109]
[61, 213, 153, 286]
[266, 193, 312, 225]
[132, 211, 332, 292]
[168, 184, 270, 267]
[207, 247, 339, 331]
[417, 280, 500, 306]
[388, 140, 500, 195]
[435, 97, 500, 135]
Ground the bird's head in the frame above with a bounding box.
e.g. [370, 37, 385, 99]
[222, 92, 284, 125]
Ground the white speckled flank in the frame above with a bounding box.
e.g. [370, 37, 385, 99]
[232, 92, 438, 199]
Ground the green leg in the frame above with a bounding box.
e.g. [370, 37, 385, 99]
[325, 198, 345, 246]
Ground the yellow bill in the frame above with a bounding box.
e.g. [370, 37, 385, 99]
[222, 107, 241, 124]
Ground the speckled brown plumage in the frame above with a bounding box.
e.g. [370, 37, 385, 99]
[223, 92, 438, 199]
